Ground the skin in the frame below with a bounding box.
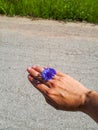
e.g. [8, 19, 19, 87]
[27, 66, 98, 123]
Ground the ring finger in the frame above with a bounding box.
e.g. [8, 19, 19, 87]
[32, 65, 59, 80]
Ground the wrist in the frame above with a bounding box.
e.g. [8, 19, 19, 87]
[81, 90, 97, 111]
[80, 90, 98, 123]
[78, 89, 92, 112]
[80, 90, 93, 112]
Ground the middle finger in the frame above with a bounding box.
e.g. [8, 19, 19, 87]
[27, 67, 40, 77]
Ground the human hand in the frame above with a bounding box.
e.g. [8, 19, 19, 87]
[27, 66, 90, 111]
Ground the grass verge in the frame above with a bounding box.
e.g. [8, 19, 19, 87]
[0, 0, 98, 23]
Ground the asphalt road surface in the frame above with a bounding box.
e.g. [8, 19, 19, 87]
[0, 16, 98, 130]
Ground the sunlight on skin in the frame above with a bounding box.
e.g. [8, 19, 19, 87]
[27, 65, 98, 123]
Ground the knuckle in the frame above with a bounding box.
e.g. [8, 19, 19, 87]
[46, 88, 56, 96]
[51, 80, 58, 86]
[58, 77, 64, 81]
[46, 89, 53, 96]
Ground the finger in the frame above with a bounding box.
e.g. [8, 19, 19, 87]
[44, 79, 56, 88]
[32, 66, 64, 77]
[28, 75, 49, 95]
[28, 75, 41, 85]
[32, 65, 44, 73]
[32, 66, 60, 77]
[32, 66, 60, 82]
[27, 67, 40, 77]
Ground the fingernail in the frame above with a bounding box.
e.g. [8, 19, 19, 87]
[27, 67, 31, 71]
[32, 65, 36, 68]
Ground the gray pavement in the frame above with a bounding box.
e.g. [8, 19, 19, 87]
[0, 16, 98, 130]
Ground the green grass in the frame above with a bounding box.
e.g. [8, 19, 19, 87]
[0, 0, 98, 23]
